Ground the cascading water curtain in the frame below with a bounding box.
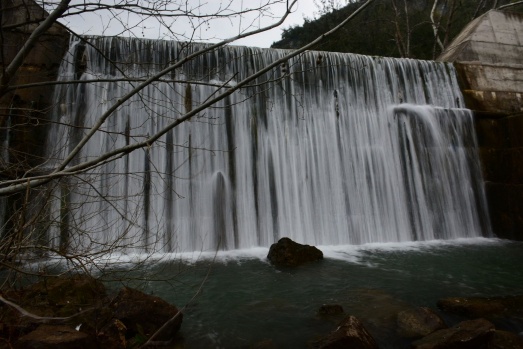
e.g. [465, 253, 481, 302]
[43, 36, 491, 254]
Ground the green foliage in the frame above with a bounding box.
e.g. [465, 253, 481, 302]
[272, 0, 523, 59]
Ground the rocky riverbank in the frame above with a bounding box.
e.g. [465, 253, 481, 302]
[310, 298, 523, 349]
[0, 275, 183, 348]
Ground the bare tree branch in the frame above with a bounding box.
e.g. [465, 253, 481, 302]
[0, 294, 94, 324]
[431, 0, 445, 52]
[0, 0, 375, 196]
[498, 1, 523, 10]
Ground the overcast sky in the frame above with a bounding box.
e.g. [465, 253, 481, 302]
[60, 0, 319, 48]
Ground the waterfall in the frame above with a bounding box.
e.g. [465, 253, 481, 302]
[44, 36, 491, 253]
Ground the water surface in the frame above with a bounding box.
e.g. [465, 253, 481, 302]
[117, 238, 523, 348]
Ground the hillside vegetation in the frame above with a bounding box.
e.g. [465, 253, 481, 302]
[272, 0, 523, 59]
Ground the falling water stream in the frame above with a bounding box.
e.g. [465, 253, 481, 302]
[45, 36, 491, 253]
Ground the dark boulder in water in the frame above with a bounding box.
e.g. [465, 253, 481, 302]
[267, 237, 323, 267]
[437, 295, 523, 318]
[396, 307, 447, 338]
[412, 318, 495, 349]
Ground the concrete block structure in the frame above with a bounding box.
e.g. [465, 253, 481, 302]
[439, 10, 523, 240]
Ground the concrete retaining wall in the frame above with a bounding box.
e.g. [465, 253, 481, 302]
[0, 0, 69, 175]
[440, 10, 523, 240]
[475, 114, 523, 240]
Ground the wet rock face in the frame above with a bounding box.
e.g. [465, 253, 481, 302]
[488, 330, 523, 349]
[315, 315, 379, 349]
[109, 287, 183, 342]
[412, 318, 495, 349]
[437, 295, 523, 318]
[396, 307, 447, 339]
[267, 237, 323, 267]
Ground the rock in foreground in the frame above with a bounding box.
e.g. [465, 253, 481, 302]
[267, 237, 323, 267]
[109, 287, 183, 342]
[397, 307, 447, 338]
[315, 315, 379, 349]
[1, 276, 183, 349]
[412, 318, 495, 349]
[488, 330, 523, 349]
[437, 295, 523, 318]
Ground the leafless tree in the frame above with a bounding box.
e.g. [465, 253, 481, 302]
[313, 0, 350, 16]
[0, 0, 375, 288]
[390, 0, 411, 57]
[1, 2, 376, 345]
[429, 0, 462, 58]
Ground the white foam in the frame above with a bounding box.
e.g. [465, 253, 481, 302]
[22, 237, 506, 273]
[318, 237, 505, 263]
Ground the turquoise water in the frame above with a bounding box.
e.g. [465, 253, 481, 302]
[114, 238, 523, 348]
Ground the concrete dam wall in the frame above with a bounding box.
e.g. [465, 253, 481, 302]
[439, 10, 523, 240]
[1, 3, 522, 242]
